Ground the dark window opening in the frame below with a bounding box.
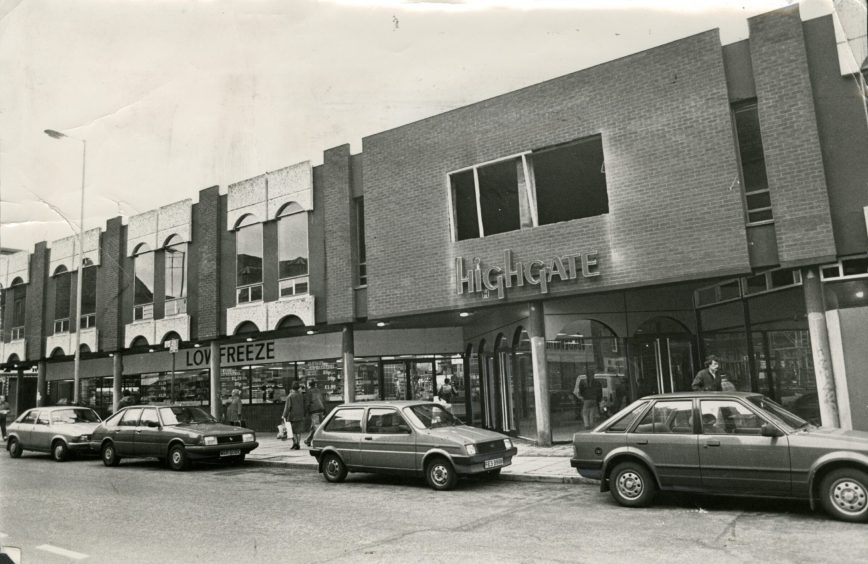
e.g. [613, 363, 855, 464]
[534, 136, 608, 225]
[355, 197, 367, 285]
[733, 103, 772, 225]
[451, 170, 479, 241]
[477, 159, 521, 236]
[81, 266, 97, 315]
[55, 268, 71, 322]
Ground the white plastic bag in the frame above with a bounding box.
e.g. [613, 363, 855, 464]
[277, 421, 288, 439]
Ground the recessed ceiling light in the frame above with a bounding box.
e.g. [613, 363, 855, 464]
[459, 312, 470, 318]
[194, 343, 201, 348]
[857, 291, 865, 298]
[306, 330, 315, 335]
[148, 349, 154, 353]
[377, 321, 387, 327]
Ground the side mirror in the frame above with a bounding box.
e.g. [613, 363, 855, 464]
[761, 423, 783, 438]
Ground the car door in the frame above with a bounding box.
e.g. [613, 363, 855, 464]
[114, 408, 143, 455]
[321, 408, 364, 466]
[13, 410, 38, 449]
[697, 399, 790, 495]
[626, 399, 700, 490]
[360, 408, 415, 470]
[31, 410, 53, 451]
[136, 407, 162, 457]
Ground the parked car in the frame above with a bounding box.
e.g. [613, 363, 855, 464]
[571, 391, 868, 523]
[309, 400, 517, 491]
[90, 405, 258, 471]
[6, 406, 102, 462]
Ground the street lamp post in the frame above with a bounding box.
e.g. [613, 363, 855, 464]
[44, 129, 86, 405]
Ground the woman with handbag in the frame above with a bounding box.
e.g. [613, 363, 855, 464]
[225, 388, 244, 427]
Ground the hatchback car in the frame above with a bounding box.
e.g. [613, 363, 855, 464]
[571, 391, 868, 522]
[6, 406, 102, 462]
[309, 401, 517, 491]
[90, 405, 258, 470]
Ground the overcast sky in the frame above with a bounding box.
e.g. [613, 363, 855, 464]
[0, 0, 836, 252]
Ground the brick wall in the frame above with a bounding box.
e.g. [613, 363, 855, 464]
[748, 6, 836, 264]
[362, 30, 750, 319]
[195, 186, 222, 340]
[26, 242, 47, 360]
[98, 217, 124, 351]
[322, 145, 354, 323]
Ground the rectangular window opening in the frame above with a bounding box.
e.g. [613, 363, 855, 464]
[533, 136, 608, 226]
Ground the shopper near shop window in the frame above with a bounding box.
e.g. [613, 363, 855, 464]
[283, 381, 305, 450]
[578, 377, 603, 430]
[691, 356, 723, 392]
[303, 380, 326, 447]
[226, 388, 244, 426]
[117, 389, 134, 410]
[0, 395, 10, 440]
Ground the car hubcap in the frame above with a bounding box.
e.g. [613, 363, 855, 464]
[104, 447, 113, 460]
[830, 478, 867, 515]
[172, 452, 182, 465]
[55, 446, 63, 459]
[431, 464, 449, 486]
[326, 459, 340, 477]
[617, 471, 643, 499]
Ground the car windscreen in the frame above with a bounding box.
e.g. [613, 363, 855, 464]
[404, 404, 461, 429]
[747, 395, 807, 429]
[159, 406, 216, 425]
[51, 408, 101, 424]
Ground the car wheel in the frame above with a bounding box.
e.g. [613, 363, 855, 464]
[609, 461, 656, 508]
[819, 468, 868, 523]
[101, 442, 120, 467]
[168, 445, 190, 471]
[8, 438, 23, 458]
[425, 456, 457, 491]
[322, 453, 347, 483]
[52, 440, 69, 462]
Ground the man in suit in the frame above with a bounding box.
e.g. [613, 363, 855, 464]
[691, 355, 722, 391]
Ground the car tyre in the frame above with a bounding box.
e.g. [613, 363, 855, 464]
[425, 456, 457, 491]
[101, 442, 120, 467]
[52, 440, 69, 462]
[819, 468, 868, 523]
[609, 461, 656, 508]
[322, 453, 347, 483]
[8, 438, 23, 458]
[168, 445, 190, 471]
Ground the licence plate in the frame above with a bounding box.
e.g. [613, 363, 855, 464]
[220, 449, 241, 457]
[484, 457, 503, 469]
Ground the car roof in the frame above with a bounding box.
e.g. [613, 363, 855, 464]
[641, 391, 762, 400]
[28, 405, 95, 412]
[331, 400, 434, 409]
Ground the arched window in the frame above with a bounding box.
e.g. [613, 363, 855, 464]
[164, 236, 188, 316]
[53, 265, 71, 333]
[235, 215, 263, 303]
[277, 203, 309, 297]
[10, 277, 26, 340]
[134, 244, 155, 321]
[80, 258, 97, 329]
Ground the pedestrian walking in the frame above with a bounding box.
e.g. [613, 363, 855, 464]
[283, 381, 305, 450]
[303, 380, 326, 446]
[226, 388, 244, 426]
[0, 396, 10, 440]
[578, 376, 602, 430]
[691, 355, 723, 391]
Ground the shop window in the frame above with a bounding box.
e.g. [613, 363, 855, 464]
[133, 244, 155, 321]
[820, 256, 868, 281]
[277, 204, 309, 298]
[355, 197, 367, 286]
[695, 279, 742, 308]
[742, 269, 802, 297]
[164, 237, 188, 316]
[236, 215, 263, 303]
[80, 261, 97, 329]
[449, 135, 607, 241]
[53, 266, 71, 332]
[733, 102, 773, 225]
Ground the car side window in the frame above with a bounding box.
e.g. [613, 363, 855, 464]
[606, 402, 649, 433]
[324, 408, 364, 433]
[21, 410, 38, 424]
[119, 408, 143, 427]
[36, 411, 50, 425]
[103, 411, 124, 427]
[634, 400, 694, 434]
[366, 408, 411, 434]
[700, 400, 764, 435]
[140, 408, 159, 428]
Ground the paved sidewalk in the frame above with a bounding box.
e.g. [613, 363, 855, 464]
[246, 436, 592, 485]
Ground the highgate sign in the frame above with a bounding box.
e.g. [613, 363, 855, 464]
[455, 249, 600, 300]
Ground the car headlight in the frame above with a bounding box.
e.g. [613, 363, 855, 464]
[243, 433, 255, 443]
[503, 438, 512, 449]
[79, 434, 91, 442]
[203, 436, 217, 446]
[465, 444, 477, 456]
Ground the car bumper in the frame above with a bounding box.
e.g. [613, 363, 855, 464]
[570, 458, 602, 479]
[185, 442, 259, 460]
[68, 440, 94, 453]
[451, 447, 518, 475]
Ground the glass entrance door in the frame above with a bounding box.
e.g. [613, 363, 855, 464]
[628, 337, 695, 398]
[381, 360, 434, 401]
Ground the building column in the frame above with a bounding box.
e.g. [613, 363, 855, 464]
[112, 353, 122, 413]
[529, 301, 552, 446]
[342, 325, 355, 403]
[803, 267, 839, 428]
[210, 341, 221, 420]
[36, 360, 47, 407]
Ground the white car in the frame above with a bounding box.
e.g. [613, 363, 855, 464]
[6, 406, 102, 462]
